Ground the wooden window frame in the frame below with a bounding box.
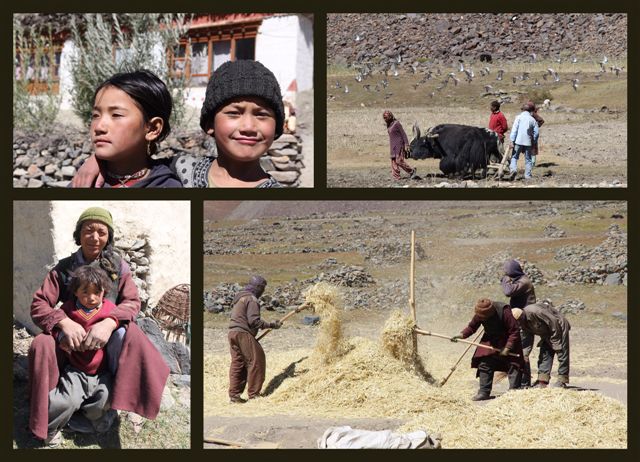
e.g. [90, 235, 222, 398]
[170, 22, 259, 85]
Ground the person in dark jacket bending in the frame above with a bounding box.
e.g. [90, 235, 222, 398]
[451, 298, 525, 401]
[512, 303, 571, 388]
[228, 275, 281, 403]
[501, 259, 537, 387]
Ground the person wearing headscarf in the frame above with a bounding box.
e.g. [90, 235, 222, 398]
[512, 303, 571, 388]
[28, 207, 169, 443]
[501, 259, 537, 387]
[501, 259, 537, 309]
[383, 110, 418, 181]
[228, 275, 281, 402]
[451, 298, 525, 401]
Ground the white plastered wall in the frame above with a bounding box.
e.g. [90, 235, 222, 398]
[13, 201, 56, 333]
[14, 201, 190, 333]
[295, 14, 314, 92]
[256, 15, 313, 102]
[58, 39, 76, 110]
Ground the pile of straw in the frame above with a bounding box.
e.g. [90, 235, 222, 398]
[303, 283, 351, 365]
[267, 337, 464, 416]
[380, 310, 434, 382]
[380, 309, 416, 363]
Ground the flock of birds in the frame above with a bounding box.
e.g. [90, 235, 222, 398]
[328, 48, 625, 103]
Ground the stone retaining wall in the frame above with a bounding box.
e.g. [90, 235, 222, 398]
[13, 130, 304, 188]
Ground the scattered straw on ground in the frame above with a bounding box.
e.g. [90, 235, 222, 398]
[401, 388, 627, 448]
[204, 305, 627, 448]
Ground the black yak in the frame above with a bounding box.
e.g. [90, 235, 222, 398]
[408, 123, 502, 179]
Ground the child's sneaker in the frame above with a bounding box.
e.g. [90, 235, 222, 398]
[67, 413, 95, 433]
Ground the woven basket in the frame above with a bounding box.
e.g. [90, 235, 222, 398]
[154, 284, 190, 337]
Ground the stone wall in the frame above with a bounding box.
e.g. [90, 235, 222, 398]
[13, 130, 305, 188]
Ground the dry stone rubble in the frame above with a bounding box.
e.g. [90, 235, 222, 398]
[555, 224, 627, 285]
[13, 130, 305, 188]
[328, 13, 627, 67]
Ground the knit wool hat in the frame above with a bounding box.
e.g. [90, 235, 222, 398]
[76, 207, 113, 230]
[475, 298, 496, 320]
[200, 60, 285, 139]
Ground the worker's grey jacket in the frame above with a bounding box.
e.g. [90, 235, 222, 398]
[520, 303, 570, 352]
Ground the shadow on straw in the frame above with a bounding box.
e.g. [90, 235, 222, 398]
[262, 357, 309, 396]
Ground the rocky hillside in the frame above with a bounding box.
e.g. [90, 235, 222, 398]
[327, 13, 627, 67]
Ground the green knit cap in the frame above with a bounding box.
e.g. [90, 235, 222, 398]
[76, 207, 114, 230]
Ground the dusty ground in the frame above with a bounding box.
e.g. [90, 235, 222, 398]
[203, 201, 627, 449]
[326, 60, 627, 187]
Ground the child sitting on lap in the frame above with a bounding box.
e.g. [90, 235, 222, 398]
[46, 265, 119, 444]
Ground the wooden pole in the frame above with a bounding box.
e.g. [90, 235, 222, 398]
[256, 303, 311, 341]
[203, 437, 244, 447]
[496, 144, 514, 179]
[414, 328, 520, 357]
[409, 230, 416, 323]
[440, 328, 484, 386]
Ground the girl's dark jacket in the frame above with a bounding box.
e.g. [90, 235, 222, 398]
[102, 161, 182, 188]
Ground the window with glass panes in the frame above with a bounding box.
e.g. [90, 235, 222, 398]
[171, 23, 258, 86]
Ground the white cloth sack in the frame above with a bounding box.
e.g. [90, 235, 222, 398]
[318, 425, 439, 449]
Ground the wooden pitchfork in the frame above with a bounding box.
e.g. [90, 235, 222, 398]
[414, 328, 520, 357]
[495, 143, 514, 179]
[440, 327, 484, 386]
[256, 302, 313, 341]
